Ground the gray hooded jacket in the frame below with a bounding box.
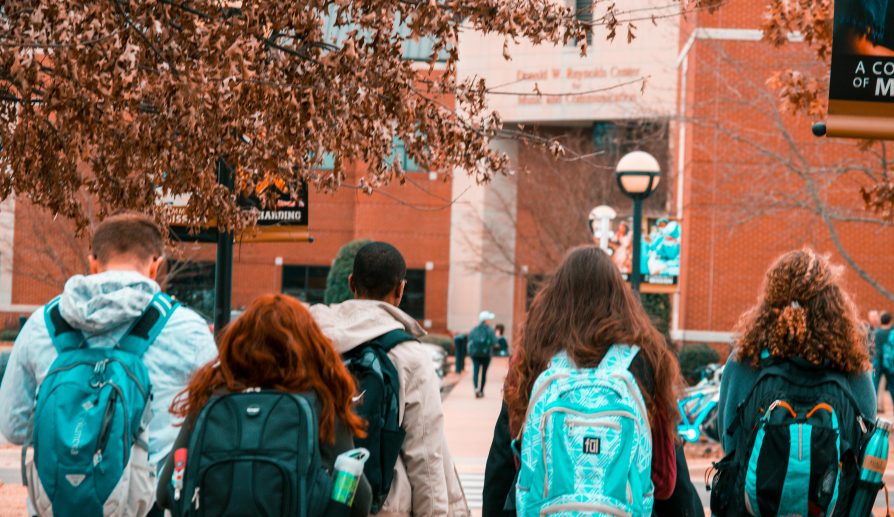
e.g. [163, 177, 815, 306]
[0, 271, 218, 470]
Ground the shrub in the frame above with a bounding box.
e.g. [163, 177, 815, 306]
[0, 328, 19, 342]
[324, 239, 372, 305]
[641, 293, 671, 341]
[678, 343, 721, 385]
[420, 333, 454, 355]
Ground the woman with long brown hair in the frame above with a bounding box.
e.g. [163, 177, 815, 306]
[156, 294, 371, 516]
[483, 246, 699, 516]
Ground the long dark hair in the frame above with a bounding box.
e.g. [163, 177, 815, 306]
[504, 246, 680, 434]
[735, 248, 869, 373]
[171, 294, 366, 443]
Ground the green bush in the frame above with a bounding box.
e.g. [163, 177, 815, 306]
[324, 239, 372, 305]
[0, 327, 19, 342]
[641, 293, 671, 340]
[678, 343, 721, 385]
[420, 333, 454, 355]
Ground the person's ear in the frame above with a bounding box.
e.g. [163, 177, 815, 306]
[147, 256, 164, 281]
[348, 274, 357, 296]
[394, 280, 406, 305]
[88, 255, 101, 275]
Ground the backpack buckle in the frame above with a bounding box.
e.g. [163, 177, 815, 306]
[90, 359, 109, 388]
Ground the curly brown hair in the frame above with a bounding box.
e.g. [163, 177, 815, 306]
[735, 248, 869, 373]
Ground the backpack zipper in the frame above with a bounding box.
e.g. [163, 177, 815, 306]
[192, 487, 200, 510]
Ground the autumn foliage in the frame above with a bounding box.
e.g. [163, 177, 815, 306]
[0, 0, 587, 230]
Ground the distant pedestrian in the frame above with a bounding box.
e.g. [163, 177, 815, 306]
[875, 311, 893, 404]
[493, 246, 693, 516]
[311, 242, 469, 516]
[495, 324, 509, 356]
[454, 332, 468, 373]
[157, 294, 371, 516]
[0, 212, 218, 516]
[469, 311, 497, 398]
[714, 249, 876, 516]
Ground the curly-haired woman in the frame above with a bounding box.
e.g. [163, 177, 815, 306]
[717, 248, 877, 454]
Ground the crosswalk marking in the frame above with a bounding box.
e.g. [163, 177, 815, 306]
[459, 473, 484, 509]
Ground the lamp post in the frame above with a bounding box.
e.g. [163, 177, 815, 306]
[615, 151, 661, 294]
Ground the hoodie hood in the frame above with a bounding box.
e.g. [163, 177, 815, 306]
[59, 270, 160, 334]
[309, 299, 425, 354]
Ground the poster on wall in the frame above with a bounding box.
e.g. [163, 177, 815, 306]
[597, 217, 680, 291]
[824, 0, 894, 138]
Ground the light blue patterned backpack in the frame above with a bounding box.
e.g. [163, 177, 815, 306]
[516, 345, 653, 516]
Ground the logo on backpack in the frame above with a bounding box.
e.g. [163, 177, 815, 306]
[23, 292, 177, 517]
[342, 330, 412, 513]
[582, 437, 601, 455]
[515, 345, 653, 517]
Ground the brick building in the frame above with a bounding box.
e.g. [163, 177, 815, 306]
[0, 162, 454, 333]
[673, 0, 894, 343]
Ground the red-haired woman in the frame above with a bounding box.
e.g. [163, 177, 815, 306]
[156, 294, 371, 516]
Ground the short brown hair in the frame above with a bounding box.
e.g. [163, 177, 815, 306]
[91, 212, 164, 264]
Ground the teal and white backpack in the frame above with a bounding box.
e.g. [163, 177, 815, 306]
[23, 292, 177, 517]
[516, 345, 653, 517]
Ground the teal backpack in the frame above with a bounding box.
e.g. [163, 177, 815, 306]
[23, 292, 177, 517]
[468, 324, 495, 359]
[516, 345, 653, 516]
[881, 329, 894, 375]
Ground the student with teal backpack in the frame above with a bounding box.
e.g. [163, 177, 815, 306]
[503, 246, 683, 516]
[713, 249, 878, 516]
[0, 213, 218, 516]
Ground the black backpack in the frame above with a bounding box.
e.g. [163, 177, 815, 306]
[709, 359, 872, 517]
[342, 330, 414, 513]
[468, 325, 494, 359]
[174, 391, 332, 517]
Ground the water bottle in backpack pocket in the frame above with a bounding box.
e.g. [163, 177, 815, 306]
[516, 345, 653, 517]
[23, 293, 176, 517]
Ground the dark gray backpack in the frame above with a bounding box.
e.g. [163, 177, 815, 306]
[174, 391, 332, 517]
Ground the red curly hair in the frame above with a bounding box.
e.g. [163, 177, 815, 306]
[735, 249, 869, 374]
[171, 294, 366, 443]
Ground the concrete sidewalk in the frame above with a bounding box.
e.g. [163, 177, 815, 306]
[443, 356, 509, 516]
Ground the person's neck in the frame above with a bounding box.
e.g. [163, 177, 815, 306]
[353, 294, 398, 306]
[96, 264, 149, 277]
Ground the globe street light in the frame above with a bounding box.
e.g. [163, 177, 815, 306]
[615, 151, 661, 294]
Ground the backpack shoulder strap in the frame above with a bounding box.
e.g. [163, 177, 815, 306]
[597, 344, 641, 373]
[43, 296, 85, 353]
[369, 329, 417, 352]
[119, 292, 180, 357]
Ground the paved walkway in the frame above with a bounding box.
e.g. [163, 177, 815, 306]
[443, 356, 509, 516]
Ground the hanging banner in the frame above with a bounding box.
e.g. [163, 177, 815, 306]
[825, 0, 894, 138]
[165, 179, 310, 243]
[595, 216, 681, 293]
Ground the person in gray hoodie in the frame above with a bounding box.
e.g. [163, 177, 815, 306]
[0, 213, 218, 514]
[311, 242, 469, 517]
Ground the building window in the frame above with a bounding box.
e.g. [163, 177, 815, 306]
[400, 269, 426, 320]
[574, 0, 593, 45]
[165, 260, 216, 322]
[282, 265, 331, 304]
